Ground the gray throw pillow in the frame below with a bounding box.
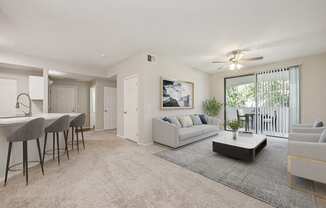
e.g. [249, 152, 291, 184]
[167, 116, 182, 128]
[191, 115, 203, 125]
[313, 121, 324, 127]
[319, 129, 326, 143]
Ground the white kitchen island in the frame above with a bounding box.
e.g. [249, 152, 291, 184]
[0, 113, 81, 180]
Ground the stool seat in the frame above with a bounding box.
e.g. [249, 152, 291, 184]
[4, 118, 45, 186]
[70, 113, 86, 152]
[43, 115, 70, 165]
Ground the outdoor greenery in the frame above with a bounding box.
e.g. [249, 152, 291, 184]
[226, 83, 255, 108]
[227, 120, 242, 131]
[226, 80, 289, 108]
[203, 97, 223, 117]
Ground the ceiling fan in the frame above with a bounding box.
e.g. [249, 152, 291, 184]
[211, 49, 263, 70]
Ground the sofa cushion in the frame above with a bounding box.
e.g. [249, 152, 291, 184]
[202, 125, 219, 134]
[199, 114, 208, 124]
[313, 121, 324, 127]
[178, 126, 205, 140]
[191, 115, 203, 125]
[178, 115, 193, 127]
[319, 129, 326, 143]
[167, 116, 182, 128]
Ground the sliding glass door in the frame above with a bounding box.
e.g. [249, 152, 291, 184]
[225, 74, 256, 132]
[224, 66, 300, 138]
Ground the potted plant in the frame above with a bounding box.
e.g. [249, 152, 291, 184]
[203, 97, 223, 117]
[228, 120, 242, 140]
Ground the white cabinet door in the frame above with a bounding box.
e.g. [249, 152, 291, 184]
[50, 86, 77, 113]
[29, 76, 44, 100]
[0, 78, 17, 117]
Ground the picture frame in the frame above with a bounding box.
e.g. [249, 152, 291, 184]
[160, 77, 194, 110]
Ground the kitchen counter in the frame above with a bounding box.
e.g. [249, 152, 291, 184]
[0, 113, 81, 180]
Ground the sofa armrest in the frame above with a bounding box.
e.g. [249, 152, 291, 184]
[292, 124, 312, 128]
[289, 141, 326, 162]
[291, 127, 325, 134]
[152, 118, 179, 148]
[207, 116, 220, 126]
[288, 133, 320, 142]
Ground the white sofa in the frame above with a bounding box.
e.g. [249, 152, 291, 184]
[288, 131, 326, 184]
[291, 121, 324, 134]
[152, 115, 220, 148]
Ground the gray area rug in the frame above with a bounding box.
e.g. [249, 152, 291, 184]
[155, 135, 326, 208]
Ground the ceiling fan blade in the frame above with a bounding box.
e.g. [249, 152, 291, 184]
[241, 56, 264, 61]
[211, 61, 227, 64]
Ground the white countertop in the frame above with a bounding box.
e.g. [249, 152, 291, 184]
[0, 113, 81, 127]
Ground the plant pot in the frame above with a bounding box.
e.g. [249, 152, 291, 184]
[232, 130, 238, 140]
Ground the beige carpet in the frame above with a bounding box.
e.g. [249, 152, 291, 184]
[0, 131, 273, 208]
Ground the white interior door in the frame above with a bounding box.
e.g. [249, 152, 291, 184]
[51, 86, 77, 113]
[104, 87, 117, 129]
[123, 75, 139, 142]
[90, 87, 96, 128]
[0, 78, 17, 117]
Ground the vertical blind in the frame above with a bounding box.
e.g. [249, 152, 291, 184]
[256, 66, 300, 137]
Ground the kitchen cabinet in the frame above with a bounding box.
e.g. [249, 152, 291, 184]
[29, 76, 44, 100]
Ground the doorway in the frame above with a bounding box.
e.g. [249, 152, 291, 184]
[224, 66, 300, 138]
[123, 75, 139, 142]
[104, 86, 117, 130]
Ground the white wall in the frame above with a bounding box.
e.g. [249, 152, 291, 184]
[0, 67, 43, 115]
[108, 53, 210, 145]
[210, 52, 326, 124]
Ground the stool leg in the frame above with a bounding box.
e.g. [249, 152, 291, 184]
[42, 132, 48, 162]
[4, 142, 12, 186]
[23, 141, 28, 185]
[71, 127, 74, 150]
[56, 132, 60, 165]
[81, 127, 85, 149]
[64, 130, 69, 160]
[36, 138, 44, 175]
[76, 128, 80, 152]
[23, 143, 25, 176]
[52, 132, 55, 160]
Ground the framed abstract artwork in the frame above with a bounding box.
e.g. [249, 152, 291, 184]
[160, 78, 194, 110]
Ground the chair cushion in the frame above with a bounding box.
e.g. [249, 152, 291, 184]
[178, 115, 193, 127]
[167, 116, 182, 128]
[178, 126, 205, 140]
[319, 129, 326, 143]
[199, 114, 208, 124]
[313, 121, 324, 127]
[191, 115, 203, 125]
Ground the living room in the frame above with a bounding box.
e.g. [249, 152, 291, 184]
[0, 1, 326, 208]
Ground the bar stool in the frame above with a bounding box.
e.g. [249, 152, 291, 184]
[43, 115, 70, 165]
[70, 113, 86, 152]
[4, 118, 45, 185]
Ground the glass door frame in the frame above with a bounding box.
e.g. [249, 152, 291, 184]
[223, 73, 256, 131]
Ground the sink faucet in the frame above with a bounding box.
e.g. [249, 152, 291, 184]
[16, 93, 32, 117]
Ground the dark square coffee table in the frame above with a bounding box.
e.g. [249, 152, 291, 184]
[212, 132, 267, 161]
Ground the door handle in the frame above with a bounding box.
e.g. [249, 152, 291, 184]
[124, 111, 127, 114]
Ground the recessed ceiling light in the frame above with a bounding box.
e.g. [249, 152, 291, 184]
[100, 54, 106, 57]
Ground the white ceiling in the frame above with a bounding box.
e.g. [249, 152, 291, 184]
[0, 0, 326, 74]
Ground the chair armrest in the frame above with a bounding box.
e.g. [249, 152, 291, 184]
[152, 118, 179, 147]
[289, 141, 326, 162]
[207, 116, 220, 126]
[288, 133, 320, 142]
[291, 127, 325, 134]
